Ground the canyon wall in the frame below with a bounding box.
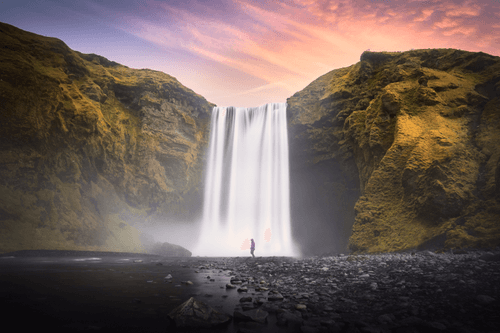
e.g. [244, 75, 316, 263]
[0, 23, 212, 253]
[2, 22, 499, 255]
[288, 49, 500, 253]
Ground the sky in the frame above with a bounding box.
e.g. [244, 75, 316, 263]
[1, 0, 499, 107]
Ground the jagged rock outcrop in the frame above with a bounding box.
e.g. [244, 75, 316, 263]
[150, 241, 192, 257]
[168, 297, 232, 328]
[288, 49, 500, 253]
[0, 22, 213, 253]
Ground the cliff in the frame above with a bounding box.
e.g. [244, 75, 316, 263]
[2, 22, 500, 256]
[0, 22, 213, 253]
[288, 49, 500, 253]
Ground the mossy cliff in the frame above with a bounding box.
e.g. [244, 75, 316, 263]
[288, 49, 500, 253]
[0, 23, 213, 253]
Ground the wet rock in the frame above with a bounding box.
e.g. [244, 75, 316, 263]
[150, 242, 192, 257]
[476, 295, 495, 305]
[296, 304, 307, 311]
[231, 277, 243, 284]
[377, 313, 395, 324]
[226, 283, 237, 289]
[277, 310, 304, 327]
[168, 297, 232, 328]
[268, 291, 284, 301]
[234, 308, 269, 324]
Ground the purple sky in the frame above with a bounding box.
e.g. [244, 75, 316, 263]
[1, 0, 499, 107]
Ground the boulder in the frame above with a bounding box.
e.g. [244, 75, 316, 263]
[167, 297, 232, 328]
[234, 308, 269, 324]
[150, 242, 192, 257]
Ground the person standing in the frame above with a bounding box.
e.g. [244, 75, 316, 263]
[250, 239, 255, 258]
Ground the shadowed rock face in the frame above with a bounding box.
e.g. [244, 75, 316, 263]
[2, 21, 499, 256]
[287, 49, 500, 253]
[0, 22, 213, 253]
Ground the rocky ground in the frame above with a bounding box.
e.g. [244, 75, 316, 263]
[1, 249, 499, 333]
[191, 250, 500, 333]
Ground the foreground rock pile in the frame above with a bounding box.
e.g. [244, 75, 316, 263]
[184, 250, 500, 333]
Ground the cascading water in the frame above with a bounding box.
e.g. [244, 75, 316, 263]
[193, 103, 296, 257]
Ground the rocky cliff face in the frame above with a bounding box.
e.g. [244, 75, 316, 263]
[288, 49, 500, 253]
[2, 22, 499, 256]
[0, 23, 213, 253]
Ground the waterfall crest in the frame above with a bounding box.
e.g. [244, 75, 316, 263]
[193, 103, 296, 257]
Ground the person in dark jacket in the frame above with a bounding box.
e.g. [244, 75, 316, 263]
[250, 239, 255, 258]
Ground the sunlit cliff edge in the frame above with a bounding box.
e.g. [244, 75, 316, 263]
[2, 22, 500, 255]
[287, 48, 500, 253]
[0, 22, 213, 253]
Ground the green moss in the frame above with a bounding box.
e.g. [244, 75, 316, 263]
[0, 22, 212, 254]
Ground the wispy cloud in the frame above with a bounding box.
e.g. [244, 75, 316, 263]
[86, 0, 500, 106]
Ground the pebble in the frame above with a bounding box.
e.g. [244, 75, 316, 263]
[295, 304, 307, 310]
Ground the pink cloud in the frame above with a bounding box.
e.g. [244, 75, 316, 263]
[433, 17, 460, 29]
[414, 9, 434, 22]
[445, 3, 481, 17]
[108, 0, 500, 107]
[442, 26, 476, 36]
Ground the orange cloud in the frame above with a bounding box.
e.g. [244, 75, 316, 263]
[110, 0, 499, 107]
[414, 9, 434, 22]
[445, 4, 481, 17]
[434, 17, 460, 29]
[442, 26, 476, 37]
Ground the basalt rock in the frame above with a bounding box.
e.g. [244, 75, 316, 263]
[287, 49, 500, 253]
[0, 22, 213, 253]
[167, 297, 232, 328]
[149, 241, 192, 257]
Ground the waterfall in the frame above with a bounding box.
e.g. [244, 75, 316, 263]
[193, 103, 296, 257]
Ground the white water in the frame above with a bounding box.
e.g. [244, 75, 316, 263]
[193, 103, 296, 257]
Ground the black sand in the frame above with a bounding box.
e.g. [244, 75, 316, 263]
[1, 250, 499, 333]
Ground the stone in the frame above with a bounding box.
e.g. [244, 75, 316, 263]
[476, 295, 495, 305]
[277, 310, 304, 327]
[150, 242, 192, 257]
[231, 278, 243, 284]
[226, 283, 237, 289]
[233, 308, 269, 324]
[377, 314, 394, 324]
[268, 291, 284, 301]
[168, 297, 232, 328]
